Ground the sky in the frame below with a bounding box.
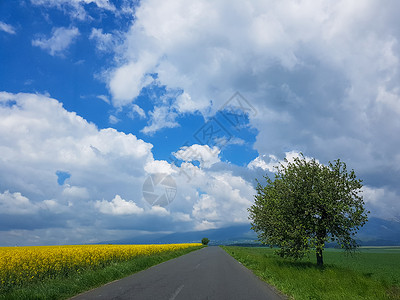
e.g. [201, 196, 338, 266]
[0, 0, 400, 246]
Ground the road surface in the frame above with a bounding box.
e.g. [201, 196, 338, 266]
[70, 246, 286, 300]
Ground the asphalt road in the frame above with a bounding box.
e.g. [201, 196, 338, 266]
[70, 246, 286, 300]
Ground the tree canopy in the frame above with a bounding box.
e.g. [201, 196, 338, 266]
[248, 154, 369, 266]
[201, 237, 210, 245]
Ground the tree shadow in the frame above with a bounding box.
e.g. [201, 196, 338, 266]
[274, 259, 326, 270]
[362, 272, 373, 278]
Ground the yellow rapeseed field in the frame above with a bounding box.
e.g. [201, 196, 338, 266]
[0, 243, 201, 290]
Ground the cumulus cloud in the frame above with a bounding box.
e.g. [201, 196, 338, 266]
[95, 195, 144, 215]
[0, 191, 39, 215]
[169, 162, 255, 229]
[3, 0, 400, 245]
[0, 191, 69, 216]
[148, 205, 170, 216]
[173, 92, 203, 114]
[103, 0, 400, 219]
[32, 27, 80, 56]
[0, 21, 16, 34]
[0, 92, 153, 227]
[144, 160, 176, 175]
[109, 59, 156, 107]
[248, 155, 278, 173]
[0, 91, 257, 245]
[248, 151, 317, 172]
[188, 171, 254, 229]
[174, 144, 220, 168]
[192, 194, 218, 222]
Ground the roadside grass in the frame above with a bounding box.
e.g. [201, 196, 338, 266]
[0, 246, 203, 300]
[222, 246, 400, 300]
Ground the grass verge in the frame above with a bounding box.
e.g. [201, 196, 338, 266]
[221, 246, 400, 300]
[0, 245, 203, 300]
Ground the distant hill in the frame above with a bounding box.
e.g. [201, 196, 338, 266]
[356, 217, 400, 246]
[105, 224, 258, 245]
[103, 217, 400, 246]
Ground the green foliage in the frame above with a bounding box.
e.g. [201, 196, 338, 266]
[201, 237, 210, 245]
[248, 154, 369, 265]
[222, 246, 400, 300]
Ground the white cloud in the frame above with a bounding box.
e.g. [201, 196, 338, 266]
[97, 95, 110, 104]
[141, 106, 179, 135]
[90, 28, 117, 52]
[131, 104, 146, 119]
[95, 195, 144, 215]
[248, 151, 316, 172]
[3, 0, 400, 244]
[62, 185, 89, 199]
[171, 167, 255, 230]
[148, 205, 170, 216]
[172, 212, 192, 222]
[0, 91, 154, 222]
[0, 191, 69, 215]
[144, 160, 176, 175]
[194, 220, 217, 231]
[84, 0, 115, 11]
[212, 136, 245, 149]
[41, 199, 70, 214]
[31, 0, 116, 20]
[0, 21, 16, 35]
[248, 155, 278, 172]
[226, 137, 245, 146]
[108, 115, 120, 124]
[0, 191, 39, 215]
[103, 1, 400, 211]
[174, 92, 206, 114]
[192, 194, 219, 221]
[32, 27, 80, 56]
[0, 91, 258, 245]
[174, 144, 220, 168]
[362, 186, 400, 220]
[109, 58, 156, 107]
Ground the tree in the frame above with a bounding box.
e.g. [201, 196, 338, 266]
[201, 237, 210, 245]
[248, 154, 369, 266]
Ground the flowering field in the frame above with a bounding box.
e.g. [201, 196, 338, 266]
[0, 243, 201, 291]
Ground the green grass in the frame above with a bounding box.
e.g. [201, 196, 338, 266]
[0, 246, 203, 300]
[222, 246, 400, 300]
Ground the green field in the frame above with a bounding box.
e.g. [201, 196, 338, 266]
[222, 246, 400, 300]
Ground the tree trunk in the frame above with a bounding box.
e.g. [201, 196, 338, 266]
[316, 211, 327, 267]
[316, 247, 323, 266]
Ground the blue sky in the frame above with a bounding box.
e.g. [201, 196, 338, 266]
[1, 0, 400, 246]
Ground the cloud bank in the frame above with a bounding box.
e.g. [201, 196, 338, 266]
[2, 0, 400, 245]
[103, 0, 400, 220]
[0, 92, 255, 245]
